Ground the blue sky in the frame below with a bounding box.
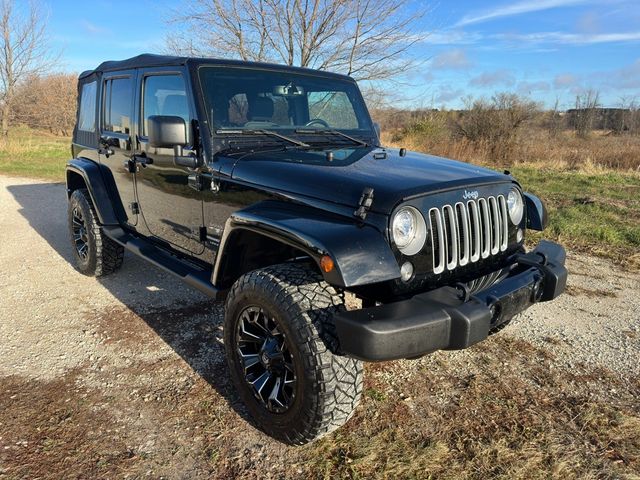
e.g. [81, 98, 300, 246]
[49, 0, 640, 109]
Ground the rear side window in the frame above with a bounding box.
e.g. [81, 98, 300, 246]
[77, 81, 97, 132]
[103, 77, 133, 134]
[142, 74, 189, 137]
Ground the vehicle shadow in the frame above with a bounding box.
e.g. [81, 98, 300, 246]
[7, 182, 253, 425]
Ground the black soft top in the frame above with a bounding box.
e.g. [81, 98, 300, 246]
[79, 53, 353, 81]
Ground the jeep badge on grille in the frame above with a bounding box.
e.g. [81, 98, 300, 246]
[463, 190, 479, 200]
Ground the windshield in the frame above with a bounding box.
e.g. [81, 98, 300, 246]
[198, 66, 373, 135]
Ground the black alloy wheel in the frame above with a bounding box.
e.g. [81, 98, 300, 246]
[71, 205, 90, 261]
[236, 306, 297, 413]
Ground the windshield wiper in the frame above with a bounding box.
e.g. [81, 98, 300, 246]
[295, 128, 369, 147]
[216, 129, 310, 149]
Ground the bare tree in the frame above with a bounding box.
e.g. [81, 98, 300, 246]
[10, 72, 77, 136]
[619, 96, 639, 136]
[0, 0, 55, 139]
[572, 89, 599, 139]
[545, 97, 564, 138]
[451, 93, 539, 161]
[166, 0, 424, 82]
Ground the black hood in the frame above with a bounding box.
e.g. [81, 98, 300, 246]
[226, 147, 511, 213]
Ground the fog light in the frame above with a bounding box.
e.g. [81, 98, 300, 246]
[400, 262, 414, 282]
[517, 228, 524, 242]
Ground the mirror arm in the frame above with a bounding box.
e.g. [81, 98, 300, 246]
[173, 145, 200, 169]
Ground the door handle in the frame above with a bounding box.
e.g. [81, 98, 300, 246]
[132, 154, 153, 166]
[124, 155, 153, 173]
[98, 146, 114, 157]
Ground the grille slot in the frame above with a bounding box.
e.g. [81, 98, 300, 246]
[428, 195, 508, 273]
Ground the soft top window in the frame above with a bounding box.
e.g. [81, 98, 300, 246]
[78, 81, 97, 133]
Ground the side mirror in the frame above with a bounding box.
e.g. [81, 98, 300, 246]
[147, 115, 200, 169]
[373, 122, 381, 140]
[147, 115, 187, 148]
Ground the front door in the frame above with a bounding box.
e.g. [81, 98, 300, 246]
[99, 71, 137, 226]
[134, 69, 205, 255]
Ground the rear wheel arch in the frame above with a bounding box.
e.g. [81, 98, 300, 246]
[66, 169, 88, 197]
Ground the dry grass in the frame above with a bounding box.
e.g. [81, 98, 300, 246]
[2, 336, 638, 479]
[384, 128, 640, 172]
[300, 337, 640, 479]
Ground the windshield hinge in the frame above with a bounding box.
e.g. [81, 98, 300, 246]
[354, 188, 374, 221]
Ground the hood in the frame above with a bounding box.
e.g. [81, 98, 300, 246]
[226, 147, 511, 213]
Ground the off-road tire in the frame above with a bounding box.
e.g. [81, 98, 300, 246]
[67, 188, 124, 277]
[224, 263, 363, 445]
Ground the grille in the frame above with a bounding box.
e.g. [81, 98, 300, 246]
[428, 195, 508, 274]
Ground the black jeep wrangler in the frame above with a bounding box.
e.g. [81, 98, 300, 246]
[66, 54, 567, 445]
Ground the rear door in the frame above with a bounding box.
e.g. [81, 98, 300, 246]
[133, 67, 205, 255]
[99, 71, 138, 226]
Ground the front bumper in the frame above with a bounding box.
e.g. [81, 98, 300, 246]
[335, 240, 567, 361]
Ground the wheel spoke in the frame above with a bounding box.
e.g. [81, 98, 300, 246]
[251, 371, 271, 398]
[268, 377, 285, 408]
[239, 352, 260, 371]
[238, 323, 262, 343]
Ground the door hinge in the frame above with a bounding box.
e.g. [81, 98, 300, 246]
[199, 226, 207, 242]
[188, 173, 213, 192]
[354, 187, 374, 220]
[129, 202, 140, 215]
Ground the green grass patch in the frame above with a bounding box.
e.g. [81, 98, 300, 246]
[0, 125, 70, 180]
[510, 167, 640, 266]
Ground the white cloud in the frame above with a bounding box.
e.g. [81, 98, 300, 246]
[418, 31, 484, 45]
[495, 31, 640, 45]
[554, 74, 578, 88]
[431, 49, 473, 70]
[469, 69, 516, 87]
[435, 87, 464, 104]
[455, 0, 593, 27]
[517, 81, 551, 94]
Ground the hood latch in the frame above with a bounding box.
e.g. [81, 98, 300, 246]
[354, 188, 374, 221]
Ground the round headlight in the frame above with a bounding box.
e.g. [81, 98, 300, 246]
[507, 188, 524, 225]
[392, 206, 427, 256]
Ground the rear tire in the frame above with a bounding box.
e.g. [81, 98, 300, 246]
[67, 188, 124, 277]
[224, 263, 363, 445]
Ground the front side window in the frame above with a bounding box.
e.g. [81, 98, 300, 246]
[103, 77, 133, 134]
[198, 66, 372, 133]
[78, 81, 97, 132]
[142, 74, 189, 137]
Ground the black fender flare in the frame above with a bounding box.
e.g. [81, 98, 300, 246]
[66, 158, 124, 226]
[524, 192, 548, 231]
[212, 201, 401, 288]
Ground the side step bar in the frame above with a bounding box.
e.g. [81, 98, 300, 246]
[103, 226, 222, 300]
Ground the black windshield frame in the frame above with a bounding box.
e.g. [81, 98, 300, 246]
[197, 65, 375, 142]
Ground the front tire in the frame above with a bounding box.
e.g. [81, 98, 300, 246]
[67, 188, 124, 277]
[224, 263, 363, 445]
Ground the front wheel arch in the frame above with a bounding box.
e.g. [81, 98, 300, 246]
[214, 228, 321, 290]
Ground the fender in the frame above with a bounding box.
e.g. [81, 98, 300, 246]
[66, 158, 125, 226]
[213, 200, 401, 289]
[524, 192, 548, 231]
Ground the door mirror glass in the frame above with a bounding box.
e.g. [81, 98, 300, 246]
[147, 115, 187, 148]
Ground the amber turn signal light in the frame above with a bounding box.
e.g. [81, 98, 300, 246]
[320, 255, 334, 273]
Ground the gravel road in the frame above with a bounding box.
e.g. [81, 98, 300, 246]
[1, 175, 639, 478]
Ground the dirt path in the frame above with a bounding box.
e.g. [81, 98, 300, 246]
[1, 175, 639, 479]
